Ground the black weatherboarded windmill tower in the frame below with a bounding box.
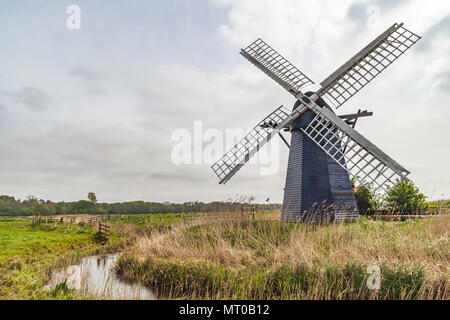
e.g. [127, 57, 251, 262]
[211, 23, 421, 222]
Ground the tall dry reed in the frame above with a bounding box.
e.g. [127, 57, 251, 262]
[117, 215, 449, 299]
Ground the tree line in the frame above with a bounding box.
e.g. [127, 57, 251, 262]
[0, 193, 281, 217]
[0, 180, 433, 217]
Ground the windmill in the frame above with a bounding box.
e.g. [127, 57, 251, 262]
[211, 23, 421, 223]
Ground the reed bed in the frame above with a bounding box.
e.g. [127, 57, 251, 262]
[116, 215, 449, 299]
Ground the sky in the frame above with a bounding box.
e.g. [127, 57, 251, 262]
[0, 0, 449, 203]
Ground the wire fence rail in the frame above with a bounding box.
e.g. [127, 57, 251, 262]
[366, 206, 450, 221]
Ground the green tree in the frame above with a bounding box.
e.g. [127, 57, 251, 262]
[385, 180, 426, 213]
[351, 178, 379, 214]
[73, 200, 94, 214]
[0, 195, 15, 202]
[354, 185, 375, 214]
[87, 192, 97, 203]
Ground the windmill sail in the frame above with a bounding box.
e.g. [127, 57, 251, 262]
[317, 23, 421, 109]
[211, 105, 306, 184]
[216, 23, 422, 222]
[240, 38, 314, 96]
[300, 95, 410, 196]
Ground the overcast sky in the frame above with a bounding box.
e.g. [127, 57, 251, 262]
[0, 0, 449, 203]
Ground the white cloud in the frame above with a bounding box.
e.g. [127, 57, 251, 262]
[211, 0, 450, 200]
[0, 0, 449, 202]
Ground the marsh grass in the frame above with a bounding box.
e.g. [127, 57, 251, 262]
[117, 216, 449, 299]
[0, 213, 208, 299]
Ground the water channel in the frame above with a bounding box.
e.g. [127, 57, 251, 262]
[44, 253, 154, 300]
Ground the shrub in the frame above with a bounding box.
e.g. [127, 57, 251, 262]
[52, 281, 71, 297]
[354, 185, 375, 214]
[385, 180, 426, 213]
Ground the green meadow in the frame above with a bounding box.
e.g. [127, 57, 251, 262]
[0, 218, 126, 299]
[1, 213, 448, 300]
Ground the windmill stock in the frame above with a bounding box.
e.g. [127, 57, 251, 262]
[211, 23, 421, 223]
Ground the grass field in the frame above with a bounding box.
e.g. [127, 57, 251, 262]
[0, 218, 127, 299]
[0, 213, 196, 299]
[116, 215, 449, 300]
[1, 213, 448, 300]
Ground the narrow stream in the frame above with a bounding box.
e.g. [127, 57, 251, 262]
[44, 253, 155, 300]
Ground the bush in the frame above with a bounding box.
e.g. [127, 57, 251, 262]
[385, 180, 426, 213]
[354, 185, 375, 214]
[52, 281, 71, 297]
[351, 178, 378, 214]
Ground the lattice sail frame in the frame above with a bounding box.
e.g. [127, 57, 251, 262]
[214, 23, 420, 189]
[212, 106, 298, 184]
[317, 23, 421, 109]
[240, 38, 314, 95]
[299, 94, 410, 196]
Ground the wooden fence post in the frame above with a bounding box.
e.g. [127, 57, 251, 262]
[97, 223, 111, 244]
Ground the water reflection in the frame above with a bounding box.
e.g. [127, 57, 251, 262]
[44, 253, 154, 300]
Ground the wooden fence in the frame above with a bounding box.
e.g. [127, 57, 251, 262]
[372, 206, 450, 216]
[368, 215, 435, 221]
[97, 223, 110, 244]
[29, 214, 128, 226]
[89, 214, 128, 223]
[182, 212, 257, 225]
[31, 216, 63, 226]
[367, 206, 450, 220]
[89, 215, 102, 224]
